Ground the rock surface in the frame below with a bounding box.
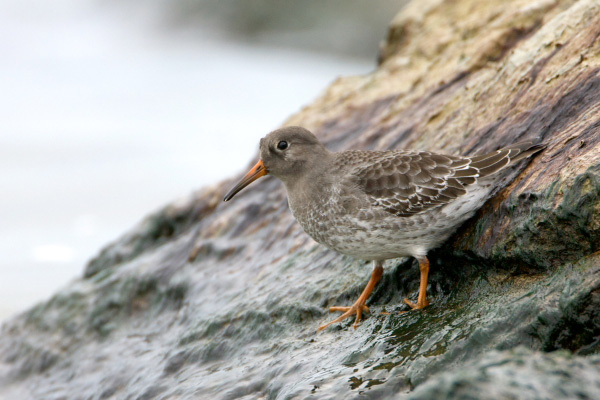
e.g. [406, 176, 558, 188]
[2, 0, 600, 399]
[409, 348, 600, 400]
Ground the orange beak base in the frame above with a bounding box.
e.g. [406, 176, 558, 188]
[223, 160, 268, 201]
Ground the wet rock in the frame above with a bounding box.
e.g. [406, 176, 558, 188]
[409, 347, 600, 400]
[2, 0, 600, 399]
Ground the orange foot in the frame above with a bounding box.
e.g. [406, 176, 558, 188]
[403, 297, 430, 310]
[317, 262, 384, 332]
[317, 302, 370, 331]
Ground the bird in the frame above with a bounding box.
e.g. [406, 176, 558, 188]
[223, 126, 544, 331]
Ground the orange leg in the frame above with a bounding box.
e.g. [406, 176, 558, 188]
[318, 261, 384, 331]
[404, 256, 430, 309]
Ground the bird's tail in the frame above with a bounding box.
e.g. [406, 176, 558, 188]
[468, 141, 545, 178]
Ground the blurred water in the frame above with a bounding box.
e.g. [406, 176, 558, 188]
[0, 0, 373, 321]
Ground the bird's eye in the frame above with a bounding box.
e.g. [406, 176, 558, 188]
[277, 141, 288, 150]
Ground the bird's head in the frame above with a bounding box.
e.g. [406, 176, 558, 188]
[223, 126, 329, 201]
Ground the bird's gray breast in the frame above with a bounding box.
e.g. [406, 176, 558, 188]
[288, 185, 342, 246]
[287, 182, 390, 258]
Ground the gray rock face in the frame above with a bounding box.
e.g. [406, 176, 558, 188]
[409, 348, 600, 400]
[2, 0, 600, 399]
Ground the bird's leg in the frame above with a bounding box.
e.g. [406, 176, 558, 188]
[404, 256, 430, 309]
[317, 261, 384, 331]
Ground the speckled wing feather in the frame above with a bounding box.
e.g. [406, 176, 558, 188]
[339, 142, 542, 217]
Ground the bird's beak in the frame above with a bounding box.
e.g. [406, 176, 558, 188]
[223, 160, 268, 201]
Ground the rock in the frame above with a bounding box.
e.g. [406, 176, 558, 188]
[2, 0, 600, 399]
[409, 347, 600, 400]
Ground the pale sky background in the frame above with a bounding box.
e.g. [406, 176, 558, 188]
[0, 0, 376, 321]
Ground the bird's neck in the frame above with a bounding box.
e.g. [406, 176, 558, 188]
[283, 155, 336, 214]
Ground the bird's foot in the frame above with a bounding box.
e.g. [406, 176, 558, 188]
[403, 297, 430, 310]
[317, 302, 370, 331]
[317, 262, 384, 332]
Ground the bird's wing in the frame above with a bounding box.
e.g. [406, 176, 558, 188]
[339, 145, 534, 217]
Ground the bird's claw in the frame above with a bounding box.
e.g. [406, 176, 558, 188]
[403, 297, 430, 310]
[317, 303, 370, 331]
